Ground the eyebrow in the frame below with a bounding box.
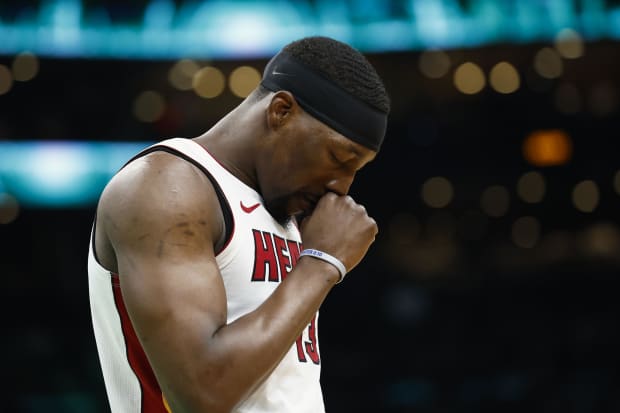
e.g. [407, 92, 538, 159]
[341, 143, 376, 168]
[345, 143, 363, 158]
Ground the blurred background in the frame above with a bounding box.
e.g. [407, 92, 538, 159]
[1, 0, 619, 412]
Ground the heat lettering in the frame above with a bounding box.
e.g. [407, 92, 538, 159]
[251, 229, 302, 283]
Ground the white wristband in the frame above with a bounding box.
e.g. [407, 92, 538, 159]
[299, 249, 347, 283]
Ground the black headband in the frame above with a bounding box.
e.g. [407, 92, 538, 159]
[260, 51, 388, 151]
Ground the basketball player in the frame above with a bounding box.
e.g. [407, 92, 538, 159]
[88, 36, 390, 412]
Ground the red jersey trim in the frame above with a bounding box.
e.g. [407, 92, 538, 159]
[111, 273, 168, 413]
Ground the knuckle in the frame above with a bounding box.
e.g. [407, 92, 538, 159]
[368, 217, 378, 232]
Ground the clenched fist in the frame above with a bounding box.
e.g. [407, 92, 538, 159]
[300, 192, 378, 273]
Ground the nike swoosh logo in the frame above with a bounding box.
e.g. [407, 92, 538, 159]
[272, 69, 294, 76]
[240, 201, 260, 213]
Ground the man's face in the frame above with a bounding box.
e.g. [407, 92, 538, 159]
[257, 110, 377, 223]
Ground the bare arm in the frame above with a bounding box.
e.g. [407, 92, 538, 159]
[97, 153, 373, 413]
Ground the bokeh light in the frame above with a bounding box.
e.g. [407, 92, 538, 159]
[133, 90, 166, 123]
[421, 176, 454, 208]
[229, 66, 261, 98]
[533, 47, 563, 79]
[12, 51, 39, 82]
[168, 59, 200, 91]
[572, 180, 599, 213]
[517, 171, 546, 203]
[0, 192, 20, 224]
[419, 49, 451, 79]
[523, 129, 572, 167]
[489, 61, 520, 94]
[453, 62, 485, 95]
[0, 64, 13, 95]
[554, 28, 584, 59]
[193, 66, 226, 98]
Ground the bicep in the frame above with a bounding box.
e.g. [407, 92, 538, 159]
[116, 225, 227, 350]
[118, 244, 228, 377]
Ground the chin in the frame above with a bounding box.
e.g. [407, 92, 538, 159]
[264, 194, 308, 225]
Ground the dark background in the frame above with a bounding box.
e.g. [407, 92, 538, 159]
[1, 6, 620, 413]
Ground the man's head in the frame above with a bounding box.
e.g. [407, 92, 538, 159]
[261, 36, 390, 151]
[251, 36, 390, 221]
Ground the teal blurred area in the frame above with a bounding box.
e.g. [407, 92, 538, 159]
[0, 141, 151, 206]
[0, 0, 619, 59]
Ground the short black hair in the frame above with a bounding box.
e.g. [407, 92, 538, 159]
[281, 36, 390, 114]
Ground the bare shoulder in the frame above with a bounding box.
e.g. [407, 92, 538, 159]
[97, 150, 224, 260]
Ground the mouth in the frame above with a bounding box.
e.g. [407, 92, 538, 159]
[295, 193, 319, 216]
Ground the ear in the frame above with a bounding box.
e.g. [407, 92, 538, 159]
[266, 91, 298, 131]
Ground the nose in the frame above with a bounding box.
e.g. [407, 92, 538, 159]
[325, 173, 355, 196]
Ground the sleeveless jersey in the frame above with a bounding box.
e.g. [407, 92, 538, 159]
[88, 137, 325, 413]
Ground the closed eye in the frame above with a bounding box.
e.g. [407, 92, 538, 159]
[329, 151, 345, 165]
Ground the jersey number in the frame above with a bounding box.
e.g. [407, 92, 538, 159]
[295, 315, 320, 364]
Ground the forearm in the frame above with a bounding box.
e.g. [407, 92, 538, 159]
[166, 257, 339, 412]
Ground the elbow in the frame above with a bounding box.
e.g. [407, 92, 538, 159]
[158, 340, 266, 412]
[165, 392, 239, 413]
[202, 394, 241, 413]
[163, 371, 249, 413]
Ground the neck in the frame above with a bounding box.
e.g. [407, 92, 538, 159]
[193, 100, 263, 192]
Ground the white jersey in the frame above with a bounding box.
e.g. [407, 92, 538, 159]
[88, 138, 325, 413]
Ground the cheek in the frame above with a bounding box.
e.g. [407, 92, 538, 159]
[261, 138, 330, 197]
[286, 155, 328, 188]
[278, 149, 314, 180]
